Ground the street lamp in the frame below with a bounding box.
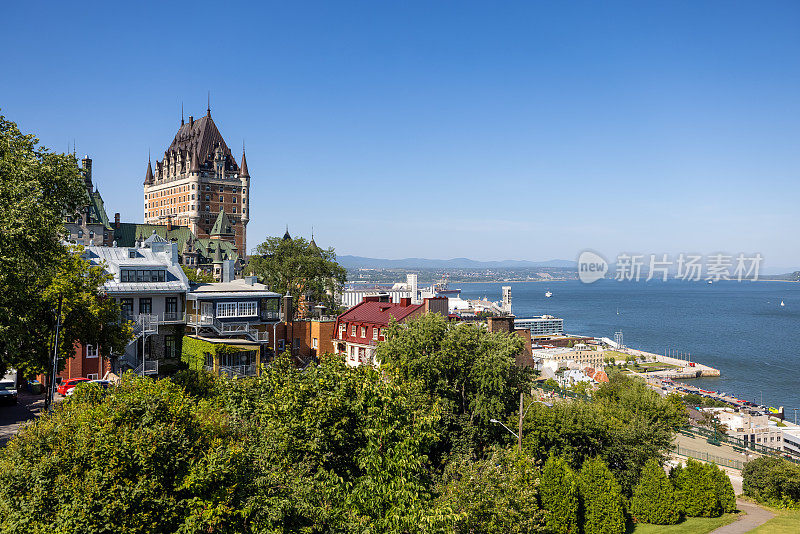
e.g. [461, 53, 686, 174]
[490, 393, 553, 453]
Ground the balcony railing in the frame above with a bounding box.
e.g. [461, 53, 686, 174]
[218, 364, 258, 378]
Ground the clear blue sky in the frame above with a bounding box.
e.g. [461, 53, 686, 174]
[3, 1, 799, 271]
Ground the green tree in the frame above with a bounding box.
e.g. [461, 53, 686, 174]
[708, 463, 737, 513]
[377, 313, 533, 458]
[0, 114, 131, 377]
[539, 455, 579, 534]
[435, 449, 546, 534]
[674, 459, 721, 518]
[247, 235, 347, 316]
[0, 113, 85, 375]
[0, 375, 251, 533]
[742, 456, 800, 508]
[630, 458, 680, 524]
[181, 264, 214, 283]
[578, 457, 625, 534]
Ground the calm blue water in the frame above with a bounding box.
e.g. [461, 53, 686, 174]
[458, 280, 800, 411]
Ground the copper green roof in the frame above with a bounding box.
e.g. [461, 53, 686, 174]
[86, 190, 112, 229]
[210, 209, 234, 236]
[113, 223, 239, 264]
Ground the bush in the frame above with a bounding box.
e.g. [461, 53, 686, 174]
[170, 368, 219, 399]
[631, 458, 680, 524]
[435, 450, 546, 534]
[0, 374, 249, 533]
[674, 459, 721, 517]
[540, 455, 579, 533]
[742, 456, 800, 508]
[579, 457, 625, 534]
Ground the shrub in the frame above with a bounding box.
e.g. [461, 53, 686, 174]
[579, 457, 625, 534]
[631, 458, 680, 524]
[708, 463, 737, 513]
[435, 450, 546, 534]
[171, 368, 219, 399]
[540, 455, 579, 533]
[674, 459, 721, 517]
[742, 456, 800, 508]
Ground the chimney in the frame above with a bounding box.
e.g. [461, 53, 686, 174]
[114, 212, 120, 229]
[399, 297, 411, 307]
[189, 115, 194, 127]
[244, 275, 257, 285]
[282, 293, 294, 322]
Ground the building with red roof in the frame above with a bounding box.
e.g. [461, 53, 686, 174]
[333, 295, 447, 366]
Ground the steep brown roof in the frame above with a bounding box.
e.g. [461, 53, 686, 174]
[163, 114, 239, 173]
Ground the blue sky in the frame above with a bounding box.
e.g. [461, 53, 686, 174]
[3, 1, 799, 271]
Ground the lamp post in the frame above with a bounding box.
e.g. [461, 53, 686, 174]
[491, 393, 553, 454]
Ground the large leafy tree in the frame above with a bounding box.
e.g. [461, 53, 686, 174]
[674, 459, 721, 518]
[377, 313, 534, 458]
[0, 113, 129, 377]
[247, 235, 347, 316]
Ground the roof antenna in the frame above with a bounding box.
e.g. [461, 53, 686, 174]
[207, 91, 211, 116]
[181, 102, 184, 126]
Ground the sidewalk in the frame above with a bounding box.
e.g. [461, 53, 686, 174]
[710, 499, 773, 534]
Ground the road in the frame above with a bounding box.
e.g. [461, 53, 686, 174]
[0, 391, 48, 446]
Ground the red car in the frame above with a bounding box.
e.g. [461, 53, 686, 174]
[57, 377, 91, 396]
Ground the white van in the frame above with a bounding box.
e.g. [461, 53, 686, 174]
[0, 370, 18, 405]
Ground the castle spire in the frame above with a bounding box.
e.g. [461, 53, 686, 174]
[239, 143, 249, 177]
[181, 102, 184, 126]
[144, 154, 154, 185]
[207, 91, 211, 117]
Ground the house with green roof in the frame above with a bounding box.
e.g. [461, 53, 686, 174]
[65, 156, 115, 246]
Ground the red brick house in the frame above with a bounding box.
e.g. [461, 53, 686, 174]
[333, 296, 447, 367]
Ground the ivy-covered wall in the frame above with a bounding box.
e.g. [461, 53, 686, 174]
[181, 337, 217, 371]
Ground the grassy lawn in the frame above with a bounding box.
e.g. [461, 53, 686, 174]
[749, 507, 800, 533]
[629, 514, 738, 534]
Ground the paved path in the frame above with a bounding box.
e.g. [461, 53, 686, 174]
[710, 499, 774, 534]
[0, 391, 48, 446]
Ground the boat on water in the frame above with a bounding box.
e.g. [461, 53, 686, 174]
[781, 300, 785, 307]
[545, 291, 553, 298]
[707, 280, 713, 284]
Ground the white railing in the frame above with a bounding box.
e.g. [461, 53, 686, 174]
[248, 328, 269, 341]
[134, 360, 158, 376]
[217, 364, 258, 378]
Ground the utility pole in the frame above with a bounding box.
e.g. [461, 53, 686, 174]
[518, 392, 524, 454]
[48, 295, 63, 411]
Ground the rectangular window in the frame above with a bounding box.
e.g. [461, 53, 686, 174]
[373, 328, 378, 341]
[120, 298, 133, 317]
[136, 270, 144, 282]
[157, 270, 165, 282]
[351, 324, 356, 336]
[232, 207, 237, 213]
[238, 301, 257, 317]
[121, 270, 129, 282]
[139, 298, 152, 314]
[142, 270, 151, 282]
[87, 373, 98, 380]
[216, 302, 237, 318]
[219, 195, 224, 202]
[361, 326, 366, 338]
[165, 297, 177, 314]
[165, 336, 177, 359]
[312, 337, 318, 349]
[86, 344, 98, 358]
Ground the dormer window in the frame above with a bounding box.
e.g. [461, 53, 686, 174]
[128, 249, 137, 258]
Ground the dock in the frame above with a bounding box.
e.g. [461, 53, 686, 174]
[626, 348, 721, 378]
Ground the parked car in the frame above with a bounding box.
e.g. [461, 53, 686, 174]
[66, 379, 111, 396]
[57, 377, 91, 396]
[0, 379, 17, 405]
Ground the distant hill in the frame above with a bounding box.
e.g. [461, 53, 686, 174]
[337, 255, 577, 270]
